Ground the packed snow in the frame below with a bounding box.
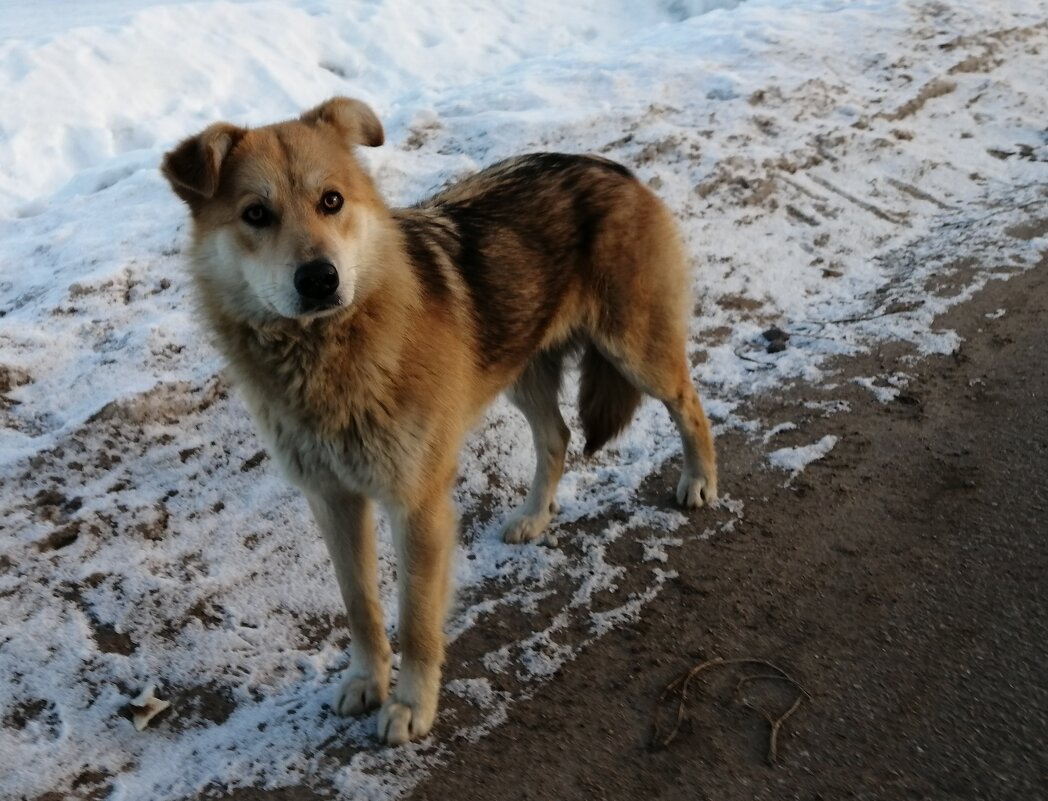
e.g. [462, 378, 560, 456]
[1, 0, 1046, 799]
[767, 435, 839, 474]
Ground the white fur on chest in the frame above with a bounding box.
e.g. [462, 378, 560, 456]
[240, 381, 421, 504]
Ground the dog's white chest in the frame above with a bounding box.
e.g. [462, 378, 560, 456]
[245, 390, 405, 500]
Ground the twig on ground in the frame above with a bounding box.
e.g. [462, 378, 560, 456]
[734, 297, 926, 360]
[733, 348, 777, 370]
[652, 656, 810, 766]
[811, 299, 924, 325]
[733, 674, 809, 765]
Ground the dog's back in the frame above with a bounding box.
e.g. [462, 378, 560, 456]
[393, 153, 693, 450]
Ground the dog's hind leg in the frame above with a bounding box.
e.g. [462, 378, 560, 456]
[597, 337, 717, 507]
[306, 487, 392, 716]
[588, 193, 718, 507]
[502, 350, 570, 545]
[380, 474, 457, 745]
[662, 376, 718, 508]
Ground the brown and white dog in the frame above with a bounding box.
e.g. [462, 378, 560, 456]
[162, 97, 717, 745]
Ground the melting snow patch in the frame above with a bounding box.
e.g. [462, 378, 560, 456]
[767, 435, 839, 474]
[639, 535, 684, 563]
[443, 678, 511, 743]
[588, 569, 675, 636]
[804, 399, 852, 416]
[853, 373, 911, 403]
[762, 421, 798, 443]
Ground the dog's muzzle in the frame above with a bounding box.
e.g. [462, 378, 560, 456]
[294, 259, 340, 310]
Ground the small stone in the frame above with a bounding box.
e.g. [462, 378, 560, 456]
[762, 325, 790, 343]
[762, 326, 790, 353]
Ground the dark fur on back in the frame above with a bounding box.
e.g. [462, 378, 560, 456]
[395, 154, 635, 371]
[393, 154, 643, 453]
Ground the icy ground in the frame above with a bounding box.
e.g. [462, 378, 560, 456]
[1, 1, 1046, 799]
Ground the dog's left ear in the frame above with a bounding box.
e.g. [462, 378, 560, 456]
[301, 97, 384, 148]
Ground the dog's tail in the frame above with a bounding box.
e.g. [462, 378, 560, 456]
[579, 344, 642, 457]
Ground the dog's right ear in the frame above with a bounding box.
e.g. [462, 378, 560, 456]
[162, 123, 245, 208]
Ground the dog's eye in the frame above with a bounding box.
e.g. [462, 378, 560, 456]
[242, 204, 273, 228]
[320, 191, 344, 215]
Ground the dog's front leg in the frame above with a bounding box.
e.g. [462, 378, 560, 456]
[379, 485, 456, 745]
[306, 488, 392, 716]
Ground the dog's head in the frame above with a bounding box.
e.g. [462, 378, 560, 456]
[162, 97, 386, 323]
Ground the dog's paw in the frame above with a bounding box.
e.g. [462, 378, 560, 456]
[501, 508, 557, 546]
[334, 671, 388, 717]
[677, 472, 717, 508]
[378, 697, 436, 745]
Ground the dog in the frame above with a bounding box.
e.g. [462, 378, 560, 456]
[162, 96, 717, 745]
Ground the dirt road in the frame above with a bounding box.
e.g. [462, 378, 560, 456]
[408, 246, 1048, 799]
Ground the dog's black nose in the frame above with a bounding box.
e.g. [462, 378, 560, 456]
[294, 260, 339, 300]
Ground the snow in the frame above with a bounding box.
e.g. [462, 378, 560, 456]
[768, 435, 839, 474]
[762, 421, 798, 443]
[853, 372, 912, 403]
[1, 0, 1047, 799]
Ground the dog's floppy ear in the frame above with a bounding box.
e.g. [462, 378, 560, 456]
[300, 97, 384, 148]
[162, 123, 244, 207]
